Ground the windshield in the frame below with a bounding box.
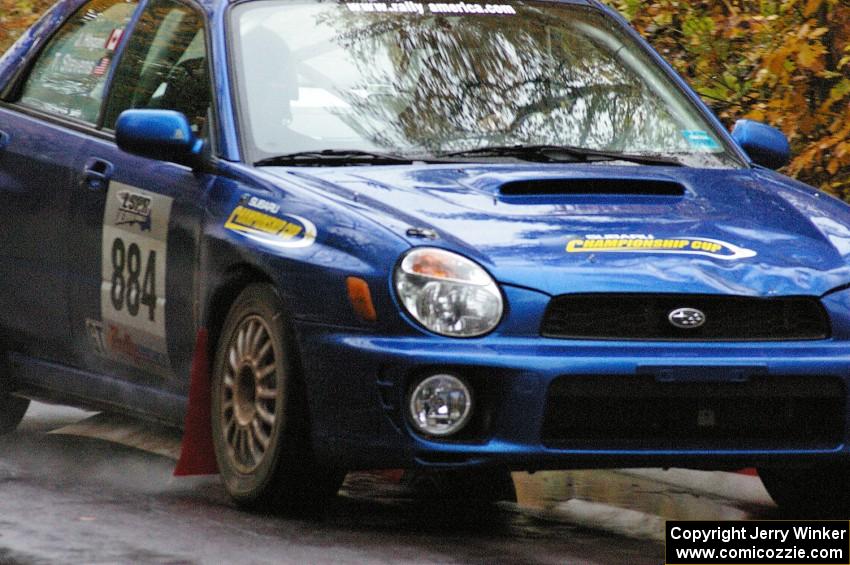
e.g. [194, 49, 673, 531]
[231, 1, 743, 168]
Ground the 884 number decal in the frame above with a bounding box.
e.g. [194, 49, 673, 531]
[110, 237, 157, 321]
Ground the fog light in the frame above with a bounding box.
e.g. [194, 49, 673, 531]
[408, 374, 473, 437]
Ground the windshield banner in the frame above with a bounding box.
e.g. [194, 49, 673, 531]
[345, 2, 516, 15]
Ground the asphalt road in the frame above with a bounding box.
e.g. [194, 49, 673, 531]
[0, 403, 771, 565]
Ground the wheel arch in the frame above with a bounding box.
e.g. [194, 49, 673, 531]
[202, 262, 314, 425]
[204, 263, 275, 366]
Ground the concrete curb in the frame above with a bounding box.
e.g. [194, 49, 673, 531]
[511, 468, 774, 543]
[617, 468, 775, 507]
[550, 499, 667, 542]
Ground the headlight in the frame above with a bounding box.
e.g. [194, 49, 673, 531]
[394, 248, 503, 337]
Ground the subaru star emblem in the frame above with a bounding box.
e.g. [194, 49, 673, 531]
[669, 308, 706, 329]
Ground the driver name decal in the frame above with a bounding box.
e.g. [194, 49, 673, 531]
[566, 234, 757, 261]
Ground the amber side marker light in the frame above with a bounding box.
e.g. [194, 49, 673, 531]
[347, 277, 378, 322]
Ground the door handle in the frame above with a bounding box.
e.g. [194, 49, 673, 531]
[0, 131, 9, 152]
[82, 158, 114, 191]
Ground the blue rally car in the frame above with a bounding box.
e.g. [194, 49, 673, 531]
[1, 0, 848, 514]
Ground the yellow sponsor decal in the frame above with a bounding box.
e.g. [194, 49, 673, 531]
[225, 206, 317, 248]
[566, 235, 756, 261]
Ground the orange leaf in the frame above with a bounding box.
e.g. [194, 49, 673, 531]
[803, 0, 823, 17]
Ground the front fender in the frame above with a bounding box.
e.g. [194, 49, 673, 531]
[199, 163, 413, 334]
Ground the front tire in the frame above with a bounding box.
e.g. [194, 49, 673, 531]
[211, 284, 343, 512]
[0, 394, 29, 435]
[759, 466, 850, 517]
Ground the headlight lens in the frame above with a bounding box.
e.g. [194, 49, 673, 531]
[394, 248, 503, 337]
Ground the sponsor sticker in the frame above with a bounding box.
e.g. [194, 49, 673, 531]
[105, 323, 170, 369]
[85, 318, 170, 370]
[566, 234, 757, 261]
[115, 189, 152, 231]
[245, 196, 281, 215]
[682, 130, 721, 151]
[225, 201, 316, 249]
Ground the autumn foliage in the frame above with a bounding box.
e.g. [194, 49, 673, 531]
[2, 0, 849, 196]
[0, 0, 55, 50]
[609, 0, 850, 196]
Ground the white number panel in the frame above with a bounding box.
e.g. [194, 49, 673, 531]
[98, 181, 173, 374]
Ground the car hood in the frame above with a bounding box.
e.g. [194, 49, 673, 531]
[266, 164, 850, 297]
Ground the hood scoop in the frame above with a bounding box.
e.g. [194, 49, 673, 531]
[457, 170, 689, 202]
[498, 178, 686, 198]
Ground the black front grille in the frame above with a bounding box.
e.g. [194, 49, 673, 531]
[541, 294, 830, 341]
[541, 375, 845, 450]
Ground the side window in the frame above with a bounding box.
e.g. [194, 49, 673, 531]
[104, 0, 210, 134]
[18, 0, 138, 123]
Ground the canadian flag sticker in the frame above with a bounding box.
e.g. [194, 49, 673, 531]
[104, 28, 124, 51]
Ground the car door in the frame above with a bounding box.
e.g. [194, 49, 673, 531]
[0, 0, 139, 364]
[69, 0, 212, 399]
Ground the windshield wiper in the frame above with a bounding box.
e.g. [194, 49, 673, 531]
[255, 149, 416, 167]
[256, 146, 683, 168]
[439, 144, 683, 167]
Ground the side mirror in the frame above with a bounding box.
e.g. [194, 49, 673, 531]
[115, 110, 205, 168]
[731, 119, 791, 170]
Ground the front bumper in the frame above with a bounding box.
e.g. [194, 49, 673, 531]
[298, 324, 850, 471]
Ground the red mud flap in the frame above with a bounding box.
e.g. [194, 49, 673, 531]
[375, 469, 405, 483]
[738, 468, 758, 476]
[174, 329, 219, 476]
